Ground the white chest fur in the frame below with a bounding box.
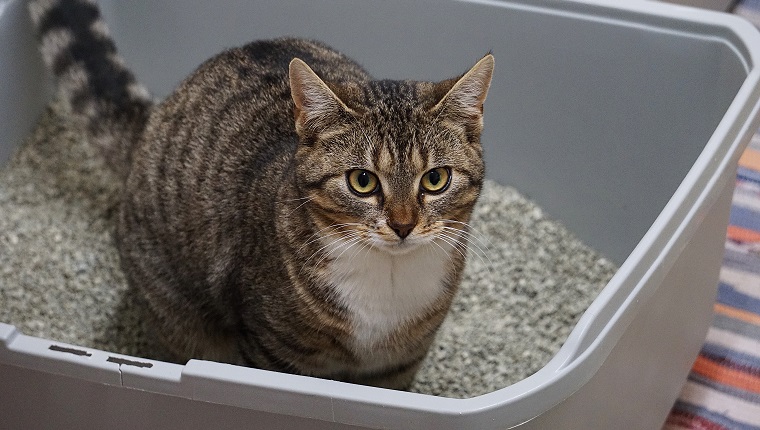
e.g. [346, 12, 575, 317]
[325, 240, 451, 354]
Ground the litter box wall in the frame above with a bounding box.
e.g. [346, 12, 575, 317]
[0, 0, 49, 165]
[2, 0, 760, 429]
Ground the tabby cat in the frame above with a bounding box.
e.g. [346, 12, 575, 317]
[29, 0, 494, 389]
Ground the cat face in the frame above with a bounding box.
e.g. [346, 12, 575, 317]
[289, 56, 493, 255]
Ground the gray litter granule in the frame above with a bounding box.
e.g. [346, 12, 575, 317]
[0, 101, 618, 398]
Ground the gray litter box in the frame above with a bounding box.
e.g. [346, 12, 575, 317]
[3, 0, 760, 428]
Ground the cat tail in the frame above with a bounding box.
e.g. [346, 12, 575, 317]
[28, 0, 153, 179]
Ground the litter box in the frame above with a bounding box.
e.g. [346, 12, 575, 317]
[3, 0, 760, 428]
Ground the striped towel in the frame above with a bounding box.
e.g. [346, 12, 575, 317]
[664, 134, 760, 426]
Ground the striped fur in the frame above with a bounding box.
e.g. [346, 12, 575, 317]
[30, 0, 494, 389]
[28, 0, 152, 179]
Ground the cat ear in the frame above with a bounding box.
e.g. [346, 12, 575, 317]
[289, 58, 353, 139]
[432, 54, 494, 121]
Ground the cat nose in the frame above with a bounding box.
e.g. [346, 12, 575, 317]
[387, 204, 418, 240]
[388, 221, 415, 239]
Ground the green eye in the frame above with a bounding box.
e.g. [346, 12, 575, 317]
[420, 167, 451, 193]
[347, 169, 380, 196]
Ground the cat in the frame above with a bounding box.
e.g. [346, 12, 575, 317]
[29, 0, 494, 389]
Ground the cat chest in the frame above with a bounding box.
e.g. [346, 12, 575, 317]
[324, 245, 450, 354]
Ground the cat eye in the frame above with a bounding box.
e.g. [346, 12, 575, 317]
[347, 169, 380, 196]
[420, 167, 451, 194]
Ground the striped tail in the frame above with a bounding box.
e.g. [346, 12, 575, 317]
[28, 0, 153, 179]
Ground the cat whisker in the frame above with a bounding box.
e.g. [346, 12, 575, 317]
[296, 223, 363, 255]
[439, 232, 487, 266]
[297, 228, 365, 273]
[428, 236, 459, 267]
[361, 237, 375, 260]
[438, 227, 487, 257]
[434, 232, 467, 260]
[276, 196, 313, 203]
[300, 231, 355, 265]
[300, 231, 365, 275]
[308, 230, 362, 262]
[435, 219, 497, 269]
[298, 228, 348, 251]
[439, 226, 493, 265]
[437, 228, 494, 278]
[438, 219, 495, 251]
[311, 222, 365, 237]
[345, 236, 373, 267]
[332, 234, 368, 261]
[438, 234, 467, 259]
[308, 235, 366, 274]
[281, 196, 315, 219]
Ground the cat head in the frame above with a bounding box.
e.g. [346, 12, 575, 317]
[289, 55, 493, 255]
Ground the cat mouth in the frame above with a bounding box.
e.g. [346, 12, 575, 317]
[374, 234, 426, 255]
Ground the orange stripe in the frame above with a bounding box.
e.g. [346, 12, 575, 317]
[692, 355, 760, 394]
[714, 303, 760, 326]
[727, 225, 760, 243]
[739, 148, 760, 171]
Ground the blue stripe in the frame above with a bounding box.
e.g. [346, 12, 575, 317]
[738, 166, 760, 185]
[739, 0, 760, 13]
[723, 249, 760, 275]
[729, 205, 760, 232]
[701, 343, 760, 371]
[712, 313, 760, 342]
[688, 373, 760, 405]
[672, 400, 760, 430]
[718, 282, 760, 314]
